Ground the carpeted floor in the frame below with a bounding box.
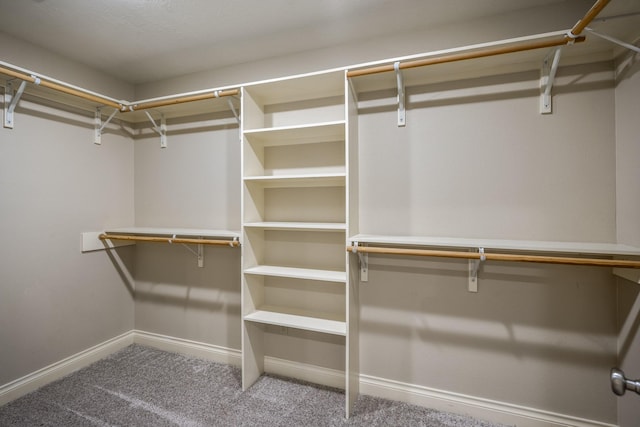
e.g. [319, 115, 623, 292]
[0, 345, 507, 426]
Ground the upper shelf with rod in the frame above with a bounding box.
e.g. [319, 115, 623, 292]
[82, 227, 241, 268]
[347, 234, 640, 290]
[0, 59, 241, 126]
[347, 0, 639, 95]
[82, 227, 240, 251]
[3, 0, 638, 126]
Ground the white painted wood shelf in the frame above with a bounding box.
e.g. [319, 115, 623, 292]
[243, 222, 346, 232]
[243, 173, 346, 188]
[244, 265, 347, 283]
[82, 227, 240, 252]
[350, 234, 640, 256]
[244, 307, 347, 336]
[243, 121, 346, 146]
[349, 234, 640, 284]
[104, 227, 240, 239]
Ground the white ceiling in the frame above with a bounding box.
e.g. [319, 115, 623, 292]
[1, 0, 639, 85]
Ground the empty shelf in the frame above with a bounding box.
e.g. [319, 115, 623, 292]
[244, 265, 346, 282]
[244, 121, 345, 146]
[244, 307, 346, 336]
[244, 222, 346, 232]
[244, 173, 346, 188]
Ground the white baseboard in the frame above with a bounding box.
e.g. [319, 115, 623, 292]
[0, 331, 134, 406]
[131, 330, 241, 367]
[264, 356, 345, 390]
[0, 331, 618, 427]
[359, 374, 617, 427]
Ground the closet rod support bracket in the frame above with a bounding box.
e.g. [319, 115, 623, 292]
[469, 247, 485, 292]
[4, 79, 28, 129]
[172, 235, 205, 267]
[94, 107, 119, 145]
[394, 62, 406, 127]
[540, 47, 562, 114]
[144, 111, 167, 148]
[585, 27, 640, 55]
[352, 242, 368, 282]
[214, 90, 240, 125]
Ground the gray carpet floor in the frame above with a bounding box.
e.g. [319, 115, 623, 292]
[0, 345, 507, 426]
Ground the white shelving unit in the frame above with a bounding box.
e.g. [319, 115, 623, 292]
[240, 70, 359, 417]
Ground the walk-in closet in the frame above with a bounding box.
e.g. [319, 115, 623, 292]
[1, 1, 639, 425]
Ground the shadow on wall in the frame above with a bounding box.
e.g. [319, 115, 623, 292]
[13, 94, 132, 139]
[617, 278, 640, 368]
[101, 242, 241, 326]
[359, 254, 618, 366]
[131, 243, 241, 310]
[357, 61, 614, 114]
[105, 246, 135, 298]
[133, 109, 239, 140]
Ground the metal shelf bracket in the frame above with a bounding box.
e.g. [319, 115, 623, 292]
[540, 47, 562, 114]
[468, 247, 485, 292]
[351, 241, 369, 282]
[394, 62, 406, 127]
[585, 27, 640, 54]
[145, 111, 167, 148]
[175, 236, 238, 268]
[168, 235, 205, 268]
[94, 107, 119, 145]
[214, 90, 240, 125]
[4, 79, 28, 129]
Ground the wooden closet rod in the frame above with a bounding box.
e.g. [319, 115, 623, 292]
[0, 62, 239, 113]
[100, 233, 240, 247]
[124, 89, 240, 112]
[570, 0, 611, 37]
[346, 245, 640, 269]
[346, 0, 610, 79]
[0, 65, 123, 110]
[346, 34, 585, 78]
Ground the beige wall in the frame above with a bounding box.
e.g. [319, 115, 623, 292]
[358, 62, 616, 242]
[355, 62, 618, 423]
[0, 32, 133, 100]
[614, 52, 640, 427]
[0, 34, 135, 385]
[132, 112, 242, 348]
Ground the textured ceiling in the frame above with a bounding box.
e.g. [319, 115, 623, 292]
[0, 0, 638, 85]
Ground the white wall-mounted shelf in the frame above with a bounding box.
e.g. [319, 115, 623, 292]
[105, 227, 240, 239]
[350, 234, 640, 257]
[349, 234, 640, 287]
[82, 227, 240, 253]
